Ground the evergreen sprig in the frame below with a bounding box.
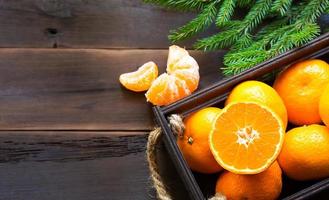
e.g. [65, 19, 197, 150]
[271, 0, 293, 16]
[297, 0, 329, 23]
[169, 1, 219, 42]
[222, 22, 321, 75]
[143, 0, 209, 11]
[237, 0, 255, 8]
[195, 0, 272, 50]
[145, 0, 329, 76]
[216, 0, 236, 27]
[242, 0, 272, 32]
[194, 29, 241, 50]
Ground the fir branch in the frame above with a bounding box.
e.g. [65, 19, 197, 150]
[194, 29, 240, 50]
[297, 0, 329, 23]
[145, 0, 328, 76]
[143, 0, 208, 11]
[260, 24, 292, 47]
[223, 23, 320, 75]
[242, 0, 272, 32]
[231, 33, 253, 50]
[169, 2, 219, 42]
[285, 1, 307, 23]
[196, 0, 272, 51]
[223, 49, 270, 75]
[216, 0, 236, 27]
[255, 18, 288, 40]
[270, 23, 321, 55]
[271, 0, 293, 16]
[237, 0, 254, 7]
[220, 20, 244, 29]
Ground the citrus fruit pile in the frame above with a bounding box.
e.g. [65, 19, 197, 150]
[119, 45, 200, 106]
[177, 59, 329, 200]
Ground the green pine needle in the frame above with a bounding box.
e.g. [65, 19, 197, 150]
[144, 0, 329, 76]
[194, 29, 240, 51]
[223, 23, 321, 75]
[216, 0, 236, 27]
[271, 0, 293, 16]
[168, 2, 219, 42]
[255, 18, 288, 40]
[270, 23, 321, 55]
[231, 33, 253, 50]
[143, 0, 208, 11]
[242, 0, 272, 32]
[297, 0, 329, 23]
[223, 49, 270, 75]
[237, 0, 254, 8]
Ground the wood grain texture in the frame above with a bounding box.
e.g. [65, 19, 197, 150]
[0, 48, 225, 130]
[0, 0, 217, 48]
[0, 131, 147, 162]
[0, 131, 188, 200]
[0, 131, 151, 200]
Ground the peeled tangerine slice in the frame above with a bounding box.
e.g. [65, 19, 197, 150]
[167, 45, 189, 72]
[146, 45, 200, 106]
[209, 102, 285, 174]
[145, 73, 191, 106]
[119, 61, 158, 92]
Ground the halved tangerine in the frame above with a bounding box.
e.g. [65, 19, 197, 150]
[119, 61, 158, 92]
[209, 102, 285, 174]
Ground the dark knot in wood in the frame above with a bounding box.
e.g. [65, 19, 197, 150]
[36, 0, 72, 18]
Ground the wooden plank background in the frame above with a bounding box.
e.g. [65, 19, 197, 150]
[0, 48, 224, 130]
[0, 0, 220, 199]
[2, 1, 327, 199]
[0, 0, 217, 48]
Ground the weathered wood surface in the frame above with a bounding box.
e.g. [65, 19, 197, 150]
[0, 131, 189, 200]
[0, 131, 152, 200]
[0, 43, 224, 199]
[0, 48, 225, 131]
[0, 0, 217, 48]
[0, 0, 225, 199]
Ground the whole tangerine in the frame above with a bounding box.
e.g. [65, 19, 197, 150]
[278, 124, 329, 181]
[215, 161, 282, 200]
[319, 85, 329, 127]
[273, 59, 329, 125]
[226, 80, 288, 129]
[177, 107, 223, 174]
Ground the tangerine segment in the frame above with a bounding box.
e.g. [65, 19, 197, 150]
[167, 45, 189, 72]
[146, 45, 200, 106]
[145, 73, 190, 106]
[210, 102, 285, 174]
[172, 69, 199, 92]
[119, 61, 158, 92]
[167, 46, 200, 93]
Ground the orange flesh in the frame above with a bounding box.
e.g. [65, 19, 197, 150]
[119, 61, 158, 92]
[210, 102, 284, 174]
[145, 45, 199, 106]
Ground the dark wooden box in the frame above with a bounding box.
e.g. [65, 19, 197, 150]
[153, 32, 329, 200]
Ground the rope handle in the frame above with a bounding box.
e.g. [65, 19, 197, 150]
[146, 114, 226, 200]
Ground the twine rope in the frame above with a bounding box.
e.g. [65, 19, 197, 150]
[146, 114, 227, 200]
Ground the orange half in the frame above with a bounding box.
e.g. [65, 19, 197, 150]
[209, 102, 285, 174]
